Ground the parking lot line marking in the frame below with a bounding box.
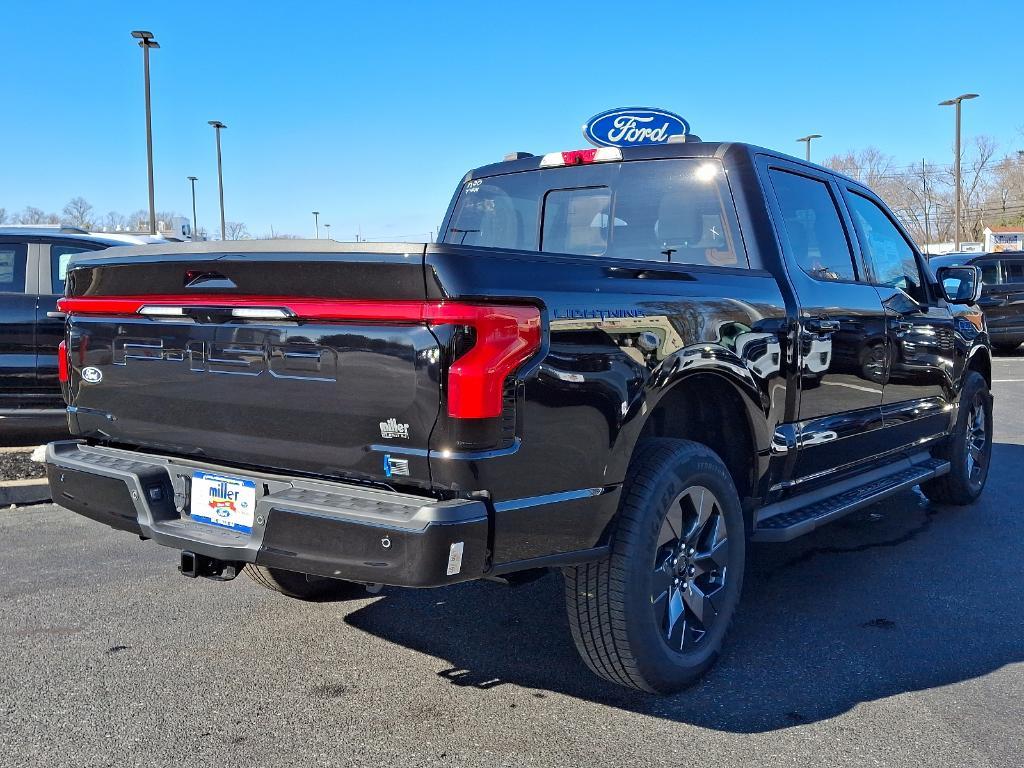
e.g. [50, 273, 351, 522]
[993, 379, 1024, 383]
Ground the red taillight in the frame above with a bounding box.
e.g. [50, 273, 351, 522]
[58, 295, 543, 420]
[435, 305, 541, 419]
[58, 340, 69, 383]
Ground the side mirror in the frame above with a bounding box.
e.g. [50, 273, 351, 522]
[936, 265, 983, 304]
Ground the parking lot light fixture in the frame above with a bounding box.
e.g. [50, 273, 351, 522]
[131, 31, 160, 235]
[939, 94, 979, 251]
[312, 211, 320, 238]
[324, 223, 331, 240]
[208, 121, 227, 240]
[796, 134, 822, 163]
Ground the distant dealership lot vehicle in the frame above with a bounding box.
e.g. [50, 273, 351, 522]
[930, 250, 1024, 352]
[0, 227, 155, 432]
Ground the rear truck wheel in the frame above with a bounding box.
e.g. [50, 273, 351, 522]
[563, 439, 746, 694]
[243, 564, 366, 602]
[921, 371, 993, 505]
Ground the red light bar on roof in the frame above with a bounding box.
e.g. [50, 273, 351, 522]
[539, 147, 622, 168]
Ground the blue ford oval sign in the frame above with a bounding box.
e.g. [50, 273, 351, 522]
[583, 107, 690, 148]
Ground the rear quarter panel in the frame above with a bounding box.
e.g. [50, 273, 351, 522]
[424, 245, 790, 562]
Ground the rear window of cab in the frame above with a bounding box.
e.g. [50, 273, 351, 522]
[444, 158, 747, 268]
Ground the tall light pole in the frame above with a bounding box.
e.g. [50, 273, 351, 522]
[187, 176, 199, 240]
[796, 134, 822, 163]
[131, 31, 160, 235]
[312, 211, 320, 238]
[324, 223, 331, 240]
[208, 121, 227, 240]
[939, 93, 979, 251]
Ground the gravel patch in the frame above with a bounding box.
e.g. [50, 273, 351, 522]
[0, 449, 45, 481]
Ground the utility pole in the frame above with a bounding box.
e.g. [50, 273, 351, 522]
[208, 121, 228, 240]
[796, 134, 822, 163]
[939, 93, 979, 250]
[131, 31, 160, 235]
[921, 159, 932, 249]
[187, 176, 199, 240]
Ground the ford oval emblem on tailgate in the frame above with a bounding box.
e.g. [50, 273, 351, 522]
[583, 106, 690, 148]
[81, 366, 103, 384]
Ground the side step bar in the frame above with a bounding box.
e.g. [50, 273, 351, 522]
[752, 456, 950, 543]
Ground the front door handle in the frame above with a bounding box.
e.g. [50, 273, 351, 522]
[894, 320, 914, 332]
[46, 311, 67, 320]
[806, 318, 840, 334]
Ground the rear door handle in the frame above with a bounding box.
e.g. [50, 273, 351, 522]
[46, 311, 67, 320]
[806, 318, 840, 333]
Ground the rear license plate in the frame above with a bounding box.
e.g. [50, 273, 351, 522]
[190, 471, 257, 533]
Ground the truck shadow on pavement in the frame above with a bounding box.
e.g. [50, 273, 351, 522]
[343, 442, 1024, 732]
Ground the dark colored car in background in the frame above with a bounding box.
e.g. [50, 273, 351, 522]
[930, 250, 1024, 352]
[0, 227, 150, 432]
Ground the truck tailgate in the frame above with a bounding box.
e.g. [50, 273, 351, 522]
[60, 243, 440, 486]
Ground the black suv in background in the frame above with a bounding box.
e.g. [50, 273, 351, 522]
[0, 227, 150, 431]
[930, 250, 1024, 352]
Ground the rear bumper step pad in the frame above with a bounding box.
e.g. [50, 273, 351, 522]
[46, 441, 488, 587]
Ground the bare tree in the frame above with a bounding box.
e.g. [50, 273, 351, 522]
[62, 197, 96, 230]
[17, 206, 59, 225]
[985, 151, 1024, 228]
[0, 208, 7, 225]
[951, 136, 998, 241]
[127, 210, 150, 231]
[99, 211, 127, 232]
[224, 221, 250, 240]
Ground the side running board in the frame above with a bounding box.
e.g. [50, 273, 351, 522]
[752, 456, 950, 543]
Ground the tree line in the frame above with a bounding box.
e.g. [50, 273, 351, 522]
[0, 197, 295, 240]
[825, 136, 1024, 246]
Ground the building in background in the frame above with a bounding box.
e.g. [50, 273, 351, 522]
[984, 225, 1024, 252]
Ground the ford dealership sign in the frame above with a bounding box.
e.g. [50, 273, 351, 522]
[583, 107, 690, 148]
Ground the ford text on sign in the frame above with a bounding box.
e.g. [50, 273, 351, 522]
[583, 107, 690, 148]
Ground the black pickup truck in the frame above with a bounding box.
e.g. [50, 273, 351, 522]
[46, 141, 993, 694]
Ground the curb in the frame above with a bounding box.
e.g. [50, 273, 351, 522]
[0, 478, 51, 506]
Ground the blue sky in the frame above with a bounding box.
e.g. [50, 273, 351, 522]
[1, 0, 1019, 240]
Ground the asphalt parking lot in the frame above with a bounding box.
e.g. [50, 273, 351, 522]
[2, 353, 1023, 768]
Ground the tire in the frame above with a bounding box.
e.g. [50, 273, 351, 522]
[992, 341, 1021, 354]
[243, 564, 366, 602]
[563, 438, 746, 694]
[921, 370, 993, 505]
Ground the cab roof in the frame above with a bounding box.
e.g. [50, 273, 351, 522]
[463, 141, 859, 186]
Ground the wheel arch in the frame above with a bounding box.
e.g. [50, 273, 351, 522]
[966, 344, 992, 389]
[613, 367, 770, 509]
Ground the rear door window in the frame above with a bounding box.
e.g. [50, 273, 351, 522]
[444, 159, 745, 267]
[768, 169, 857, 281]
[0, 243, 28, 293]
[1001, 261, 1024, 284]
[50, 244, 94, 294]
